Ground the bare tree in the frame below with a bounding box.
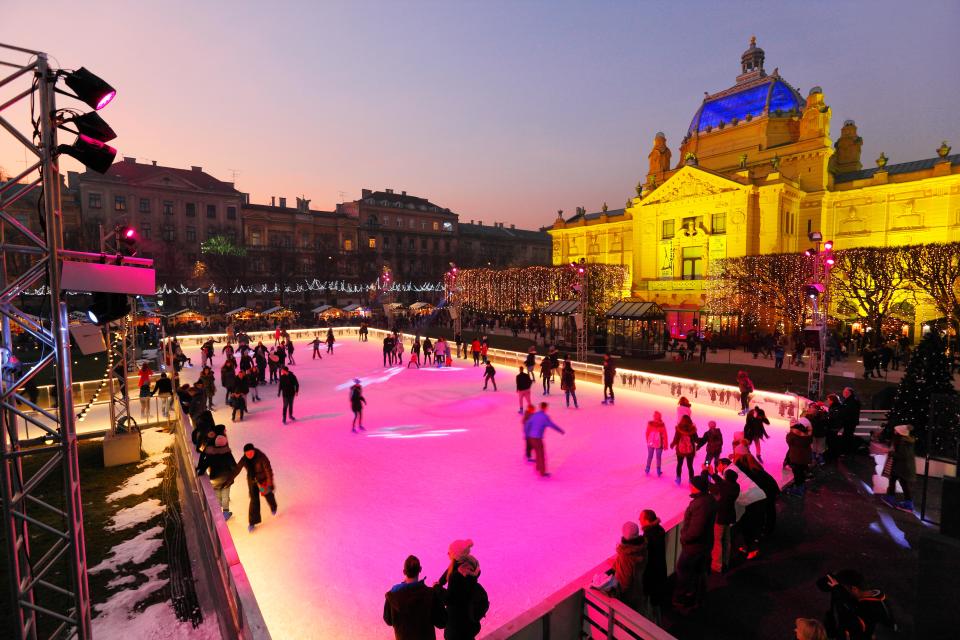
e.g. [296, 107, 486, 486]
[830, 246, 908, 345]
[903, 242, 960, 335]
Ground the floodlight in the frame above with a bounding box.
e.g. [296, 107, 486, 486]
[87, 292, 129, 325]
[62, 67, 116, 110]
[823, 240, 833, 251]
[58, 134, 117, 173]
[805, 283, 825, 298]
[62, 111, 117, 142]
[808, 231, 823, 242]
[826, 257, 835, 266]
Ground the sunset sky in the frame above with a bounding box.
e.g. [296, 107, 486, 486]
[1, 1, 957, 229]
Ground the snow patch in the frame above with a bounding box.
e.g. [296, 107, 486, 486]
[141, 428, 175, 457]
[107, 462, 166, 502]
[90, 526, 164, 574]
[106, 575, 136, 589]
[106, 499, 164, 532]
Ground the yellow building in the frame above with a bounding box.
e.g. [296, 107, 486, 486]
[550, 37, 959, 339]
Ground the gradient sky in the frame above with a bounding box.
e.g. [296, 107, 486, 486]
[1, 1, 958, 229]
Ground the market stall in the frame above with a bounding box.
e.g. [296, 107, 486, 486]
[262, 306, 297, 326]
[604, 300, 666, 358]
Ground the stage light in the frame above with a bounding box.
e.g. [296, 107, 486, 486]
[823, 240, 833, 251]
[62, 67, 116, 111]
[805, 283, 825, 299]
[87, 292, 129, 325]
[58, 134, 117, 173]
[826, 257, 835, 266]
[62, 111, 117, 142]
[808, 231, 823, 242]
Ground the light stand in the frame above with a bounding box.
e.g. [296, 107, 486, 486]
[805, 234, 834, 400]
[98, 224, 136, 437]
[574, 258, 588, 361]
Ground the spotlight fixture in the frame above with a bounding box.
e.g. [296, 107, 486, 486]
[62, 67, 116, 110]
[808, 231, 823, 242]
[61, 111, 117, 142]
[58, 134, 117, 173]
[823, 240, 833, 251]
[87, 292, 129, 325]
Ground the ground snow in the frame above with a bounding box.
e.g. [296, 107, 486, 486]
[177, 339, 792, 639]
[90, 526, 164, 574]
[105, 574, 136, 589]
[106, 498, 164, 532]
[106, 462, 165, 502]
[140, 428, 174, 456]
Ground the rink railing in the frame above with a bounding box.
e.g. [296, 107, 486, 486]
[171, 402, 271, 639]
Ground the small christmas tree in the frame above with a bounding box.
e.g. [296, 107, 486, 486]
[885, 331, 956, 453]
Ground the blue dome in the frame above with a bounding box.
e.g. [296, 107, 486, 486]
[687, 78, 803, 136]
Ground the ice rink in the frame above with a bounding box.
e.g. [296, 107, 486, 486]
[180, 337, 791, 639]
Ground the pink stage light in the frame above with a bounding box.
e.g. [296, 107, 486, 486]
[826, 257, 835, 265]
[96, 90, 116, 110]
[124, 228, 135, 239]
[824, 241, 833, 251]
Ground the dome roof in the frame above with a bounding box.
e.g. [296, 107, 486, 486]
[687, 76, 803, 136]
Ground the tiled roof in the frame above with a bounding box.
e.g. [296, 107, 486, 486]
[360, 190, 451, 212]
[564, 208, 625, 224]
[242, 203, 339, 216]
[834, 154, 959, 183]
[90, 160, 239, 194]
[541, 299, 580, 315]
[457, 222, 550, 241]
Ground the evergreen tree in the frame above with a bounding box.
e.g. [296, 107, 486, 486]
[885, 331, 956, 453]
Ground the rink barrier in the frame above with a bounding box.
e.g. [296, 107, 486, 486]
[171, 402, 271, 640]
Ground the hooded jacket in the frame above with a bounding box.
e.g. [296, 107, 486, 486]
[234, 450, 274, 490]
[383, 580, 446, 640]
[197, 442, 236, 490]
[640, 521, 668, 606]
[679, 492, 717, 555]
[613, 537, 647, 612]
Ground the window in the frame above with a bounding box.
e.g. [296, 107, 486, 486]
[226, 206, 237, 220]
[186, 203, 196, 217]
[140, 222, 151, 239]
[444, 240, 451, 252]
[114, 195, 126, 211]
[712, 213, 726, 234]
[408, 238, 415, 250]
[207, 227, 218, 240]
[382, 216, 389, 226]
[661, 219, 675, 239]
[408, 219, 415, 229]
[432, 221, 440, 231]
[206, 204, 216, 219]
[344, 239, 353, 251]
[250, 230, 262, 246]
[681, 246, 704, 280]
[163, 200, 174, 215]
[442, 221, 453, 232]
[139, 198, 150, 213]
[302, 235, 312, 249]
[421, 220, 427, 230]
[396, 217, 403, 228]
[368, 237, 377, 249]
[421, 238, 427, 250]
[162, 225, 175, 242]
[88, 193, 102, 209]
[433, 239, 439, 251]
[186, 226, 196, 241]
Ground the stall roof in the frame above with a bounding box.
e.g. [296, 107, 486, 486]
[342, 303, 364, 312]
[541, 300, 580, 315]
[408, 302, 433, 310]
[167, 309, 203, 318]
[604, 300, 666, 320]
[383, 302, 405, 309]
[262, 306, 295, 315]
[226, 306, 254, 316]
[311, 305, 333, 314]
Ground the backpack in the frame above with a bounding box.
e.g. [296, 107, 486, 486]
[646, 429, 663, 448]
[469, 583, 490, 623]
[678, 433, 694, 456]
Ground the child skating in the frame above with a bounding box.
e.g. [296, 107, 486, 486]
[350, 378, 366, 433]
[483, 360, 497, 390]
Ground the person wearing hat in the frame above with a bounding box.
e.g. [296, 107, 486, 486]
[673, 475, 717, 613]
[881, 424, 916, 512]
[277, 365, 299, 424]
[384, 555, 447, 640]
[233, 443, 277, 532]
[785, 419, 813, 496]
[196, 428, 237, 520]
[639, 510, 667, 624]
[612, 522, 647, 613]
[350, 378, 367, 433]
[840, 387, 862, 455]
[436, 540, 488, 640]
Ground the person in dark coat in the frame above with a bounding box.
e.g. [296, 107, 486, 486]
[640, 510, 667, 624]
[707, 461, 740, 573]
[230, 369, 249, 422]
[191, 410, 215, 452]
[733, 434, 780, 537]
[277, 366, 299, 424]
[673, 475, 717, 612]
[350, 379, 367, 433]
[233, 443, 277, 532]
[220, 360, 236, 405]
[840, 387, 862, 455]
[743, 406, 770, 463]
[612, 522, 647, 612]
[881, 424, 917, 512]
[786, 420, 813, 495]
[817, 569, 896, 640]
[825, 394, 844, 460]
[196, 429, 236, 520]
[697, 420, 723, 469]
[188, 383, 207, 422]
[601, 355, 616, 405]
[435, 539, 487, 640]
[151, 371, 174, 418]
[384, 555, 447, 640]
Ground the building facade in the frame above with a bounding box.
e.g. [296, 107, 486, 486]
[69, 158, 244, 289]
[549, 38, 960, 338]
[336, 188, 459, 283]
[457, 220, 551, 268]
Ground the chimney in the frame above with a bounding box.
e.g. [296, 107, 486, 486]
[469, 220, 474, 224]
[279, 197, 287, 208]
[151, 160, 157, 166]
[510, 224, 515, 229]
[271, 196, 275, 206]
[478, 220, 482, 226]
[124, 157, 136, 164]
[242, 193, 250, 205]
[191, 166, 202, 172]
[385, 188, 394, 194]
[401, 190, 406, 196]
[361, 189, 372, 198]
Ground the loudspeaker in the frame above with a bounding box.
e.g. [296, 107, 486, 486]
[942, 477, 960, 540]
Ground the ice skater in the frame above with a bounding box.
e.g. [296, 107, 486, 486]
[350, 378, 366, 432]
[670, 414, 699, 485]
[482, 360, 497, 390]
[539, 356, 552, 395]
[645, 411, 668, 476]
[744, 406, 770, 463]
[310, 336, 322, 360]
[560, 357, 578, 408]
[523, 402, 566, 477]
[325, 328, 335, 354]
[234, 443, 277, 532]
[286, 338, 296, 365]
[248, 364, 261, 402]
[277, 366, 299, 424]
[408, 336, 421, 368]
[516, 366, 533, 414]
[196, 426, 236, 521]
[698, 420, 723, 469]
[602, 354, 616, 405]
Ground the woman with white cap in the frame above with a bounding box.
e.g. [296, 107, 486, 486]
[881, 424, 916, 513]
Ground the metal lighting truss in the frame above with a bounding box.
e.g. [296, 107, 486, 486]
[99, 226, 136, 435]
[806, 243, 831, 401]
[575, 259, 588, 362]
[0, 43, 91, 639]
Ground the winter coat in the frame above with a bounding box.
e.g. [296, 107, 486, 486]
[786, 430, 812, 466]
[350, 385, 366, 412]
[197, 444, 236, 490]
[220, 366, 236, 392]
[698, 426, 723, 457]
[383, 580, 447, 640]
[640, 522, 668, 606]
[199, 372, 216, 397]
[612, 537, 647, 613]
[645, 420, 668, 450]
[483, 363, 495, 378]
[842, 395, 862, 431]
[232, 376, 249, 395]
[560, 367, 575, 391]
[602, 361, 616, 384]
[670, 421, 699, 457]
[515, 374, 532, 392]
[152, 376, 173, 395]
[744, 412, 770, 442]
[438, 562, 487, 640]
[890, 434, 916, 482]
[710, 471, 741, 525]
[679, 492, 717, 556]
[737, 374, 754, 395]
[809, 410, 829, 438]
[234, 450, 274, 490]
[277, 372, 299, 397]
